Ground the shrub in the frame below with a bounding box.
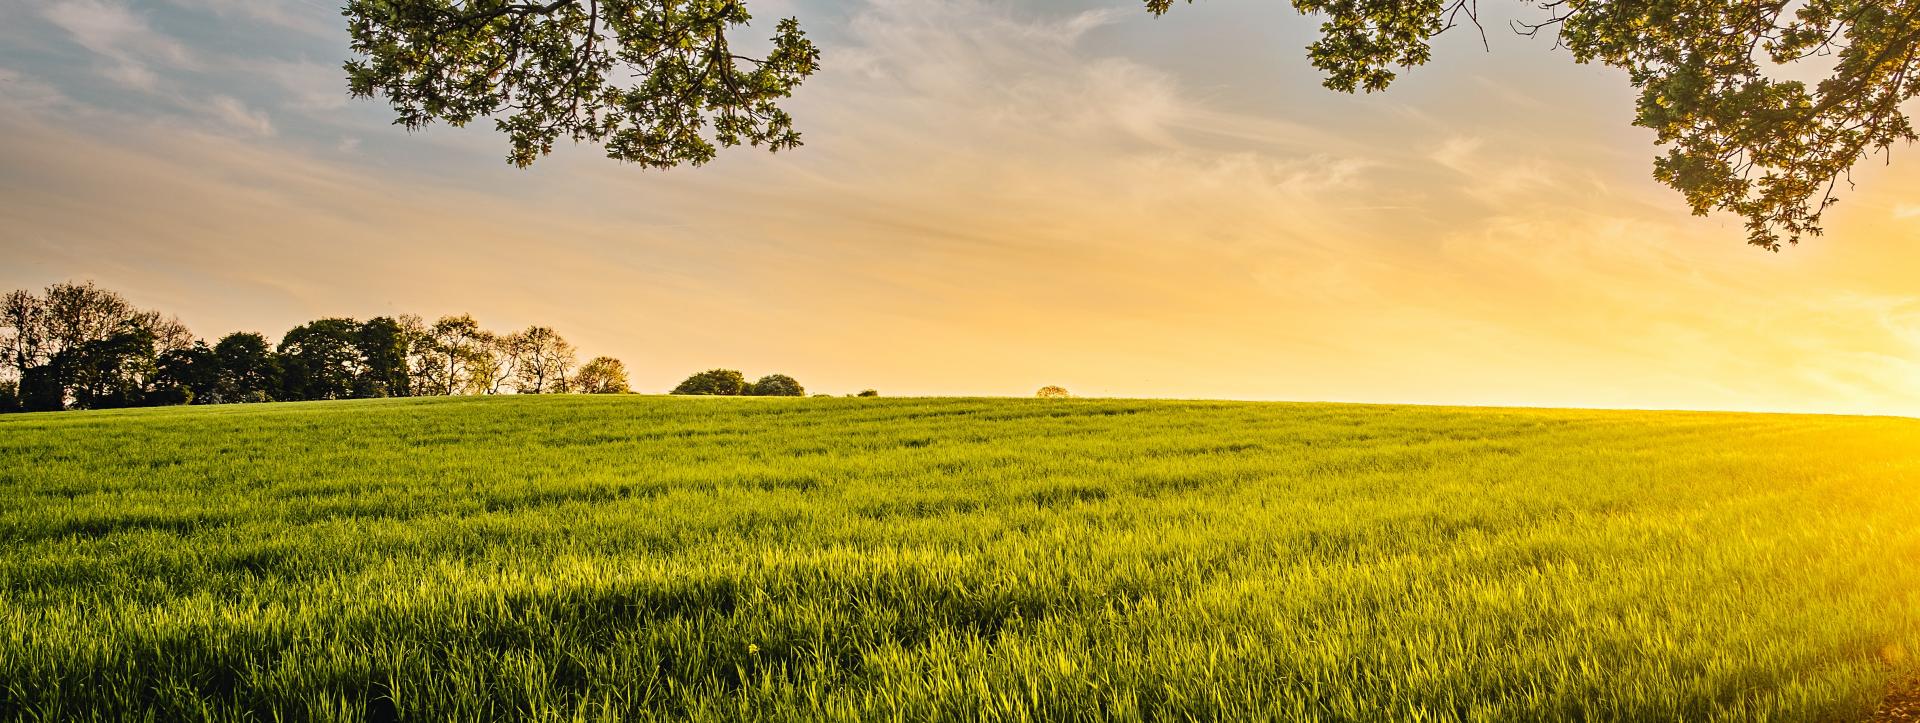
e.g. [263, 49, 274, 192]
[748, 374, 805, 397]
[1036, 386, 1070, 399]
[672, 369, 747, 396]
[855, 389, 879, 397]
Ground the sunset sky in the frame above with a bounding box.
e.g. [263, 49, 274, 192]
[3, 0, 1918, 414]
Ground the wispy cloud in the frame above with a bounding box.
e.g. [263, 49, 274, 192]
[207, 95, 273, 136]
[42, 0, 196, 91]
[262, 60, 350, 110]
[163, 0, 335, 35]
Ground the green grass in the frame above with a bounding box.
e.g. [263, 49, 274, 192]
[2, 396, 1918, 722]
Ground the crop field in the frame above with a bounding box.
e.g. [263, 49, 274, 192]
[2, 396, 1919, 722]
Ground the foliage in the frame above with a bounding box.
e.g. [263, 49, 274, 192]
[344, 0, 822, 168]
[512, 326, 576, 394]
[355, 317, 414, 398]
[748, 373, 804, 397]
[672, 368, 748, 395]
[1036, 385, 1070, 399]
[0, 282, 663, 412]
[278, 319, 366, 402]
[422, 315, 491, 396]
[1, 396, 1918, 719]
[572, 356, 630, 394]
[17, 365, 64, 412]
[1146, 0, 1920, 249]
[214, 333, 279, 404]
[154, 342, 218, 406]
[855, 389, 879, 397]
[337, 0, 1920, 248]
[0, 282, 190, 411]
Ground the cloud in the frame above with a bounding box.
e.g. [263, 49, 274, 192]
[262, 60, 349, 110]
[42, 0, 196, 90]
[0, 68, 78, 116]
[163, 0, 334, 35]
[1895, 204, 1920, 220]
[207, 95, 273, 136]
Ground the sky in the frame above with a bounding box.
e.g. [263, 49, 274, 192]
[2, 0, 1918, 415]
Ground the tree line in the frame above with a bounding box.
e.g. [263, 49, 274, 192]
[0, 281, 630, 413]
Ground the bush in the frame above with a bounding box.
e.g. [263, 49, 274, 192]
[855, 389, 879, 397]
[672, 369, 747, 396]
[1036, 386, 1070, 399]
[748, 374, 805, 397]
[0, 380, 19, 414]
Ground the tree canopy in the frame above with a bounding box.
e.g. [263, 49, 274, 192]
[672, 368, 748, 395]
[346, 0, 1920, 249]
[748, 373, 804, 397]
[1146, 0, 1920, 250]
[573, 356, 632, 393]
[344, 0, 820, 168]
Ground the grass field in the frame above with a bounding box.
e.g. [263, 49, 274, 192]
[2, 396, 1919, 722]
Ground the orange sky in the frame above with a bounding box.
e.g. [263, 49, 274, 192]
[2, 0, 1918, 414]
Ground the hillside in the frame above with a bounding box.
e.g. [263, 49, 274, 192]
[3, 396, 1918, 721]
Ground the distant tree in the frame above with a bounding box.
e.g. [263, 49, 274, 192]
[1036, 386, 1070, 399]
[855, 389, 879, 397]
[474, 329, 522, 395]
[0, 379, 18, 413]
[136, 312, 194, 358]
[18, 364, 63, 412]
[153, 342, 219, 406]
[748, 374, 805, 397]
[40, 282, 137, 360]
[512, 326, 575, 394]
[1, 289, 47, 382]
[673, 369, 748, 396]
[343, 0, 822, 169]
[355, 316, 413, 398]
[395, 314, 435, 395]
[572, 357, 631, 394]
[2, 282, 183, 408]
[278, 318, 364, 401]
[214, 332, 278, 403]
[64, 322, 158, 409]
[421, 315, 490, 395]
